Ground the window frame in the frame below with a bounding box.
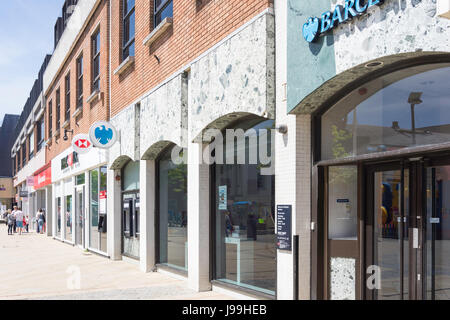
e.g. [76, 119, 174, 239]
[154, 0, 173, 28]
[76, 55, 83, 110]
[56, 89, 61, 130]
[48, 100, 53, 138]
[37, 117, 45, 152]
[91, 29, 101, 93]
[122, 0, 135, 61]
[65, 72, 71, 121]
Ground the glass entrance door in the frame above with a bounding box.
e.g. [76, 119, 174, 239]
[370, 166, 409, 300]
[75, 188, 84, 247]
[425, 165, 450, 300]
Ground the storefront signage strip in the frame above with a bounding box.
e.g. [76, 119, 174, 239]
[302, 0, 385, 43]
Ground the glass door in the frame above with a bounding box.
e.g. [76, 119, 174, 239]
[75, 188, 84, 247]
[424, 165, 450, 300]
[369, 165, 409, 300]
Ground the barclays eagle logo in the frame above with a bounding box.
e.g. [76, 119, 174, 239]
[302, 17, 320, 43]
[94, 125, 113, 145]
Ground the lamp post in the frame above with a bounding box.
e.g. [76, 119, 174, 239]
[408, 92, 423, 145]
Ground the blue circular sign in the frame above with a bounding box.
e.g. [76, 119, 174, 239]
[89, 121, 118, 149]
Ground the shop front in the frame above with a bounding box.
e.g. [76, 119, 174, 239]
[312, 62, 450, 300]
[32, 163, 52, 234]
[51, 147, 108, 255]
[282, 0, 450, 300]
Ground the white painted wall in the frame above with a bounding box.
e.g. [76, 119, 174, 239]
[51, 146, 107, 184]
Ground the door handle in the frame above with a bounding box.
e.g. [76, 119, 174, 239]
[413, 228, 419, 249]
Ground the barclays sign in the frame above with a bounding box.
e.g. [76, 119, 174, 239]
[302, 0, 385, 43]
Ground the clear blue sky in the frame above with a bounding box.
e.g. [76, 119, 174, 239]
[0, 0, 65, 125]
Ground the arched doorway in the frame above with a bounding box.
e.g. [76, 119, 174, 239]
[314, 62, 450, 300]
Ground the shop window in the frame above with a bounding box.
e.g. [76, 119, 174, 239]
[328, 166, 358, 240]
[122, 161, 140, 259]
[321, 65, 450, 161]
[158, 145, 188, 271]
[90, 166, 108, 253]
[57, 197, 62, 238]
[75, 173, 85, 185]
[154, 0, 173, 28]
[212, 118, 276, 296]
[65, 195, 72, 242]
[122, 0, 135, 60]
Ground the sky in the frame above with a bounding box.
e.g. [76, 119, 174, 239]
[0, 0, 65, 125]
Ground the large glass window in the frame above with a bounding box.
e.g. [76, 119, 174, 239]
[213, 119, 276, 295]
[57, 197, 62, 238]
[321, 65, 450, 161]
[89, 166, 107, 252]
[65, 195, 73, 242]
[154, 0, 173, 28]
[158, 146, 187, 271]
[122, 0, 135, 60]
[122, 161, 140, 259]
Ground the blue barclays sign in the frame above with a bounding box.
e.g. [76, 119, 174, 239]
[302, 0, 385, 43]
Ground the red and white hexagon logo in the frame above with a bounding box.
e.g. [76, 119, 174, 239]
[72, 134, 93, 155]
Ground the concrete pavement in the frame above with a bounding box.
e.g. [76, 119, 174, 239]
[0, 224, 233, 300]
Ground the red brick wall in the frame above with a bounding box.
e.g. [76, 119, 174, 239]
[110, 0, 273, 117]
[46, 0, 110, 161]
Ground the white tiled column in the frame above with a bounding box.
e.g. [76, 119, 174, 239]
[139, 159, 156, 272]
[187, 142, 211, 292]
[274, 0, 311, 300]
[45, 186, 52, 237]
[107, 168, 122, 260]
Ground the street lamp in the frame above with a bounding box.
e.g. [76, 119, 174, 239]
[408, 92, 423, 145]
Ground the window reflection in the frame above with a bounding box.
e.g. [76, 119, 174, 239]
[214, 119, 276, 295]
[158, 146, 188, 271]
[322, 65, 450, 160]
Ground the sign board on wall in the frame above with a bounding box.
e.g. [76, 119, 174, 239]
[277, 205, 292, 251]
[302, 0, 385, 43]
[89, 121, 118, 149]
[72, 134, 93, 155]
[34, 167, 52, 190]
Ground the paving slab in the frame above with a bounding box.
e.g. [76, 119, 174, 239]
[0, 225, 233, 300]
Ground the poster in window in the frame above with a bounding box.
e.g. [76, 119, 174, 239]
[99, 190, 107, 214]
[218, 185, 227, 210]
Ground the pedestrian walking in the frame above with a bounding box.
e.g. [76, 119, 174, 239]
[24, 215, 29, 233]
[7, 210, 15, 235]
[37, 209, 45, 234]
[13, 207, 24, 235]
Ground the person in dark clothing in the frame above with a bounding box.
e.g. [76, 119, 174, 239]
[7, 211, 15, 235]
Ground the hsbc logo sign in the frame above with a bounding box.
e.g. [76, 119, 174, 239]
[72, 134, 93, 155]
[74, 139, 91, 149]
